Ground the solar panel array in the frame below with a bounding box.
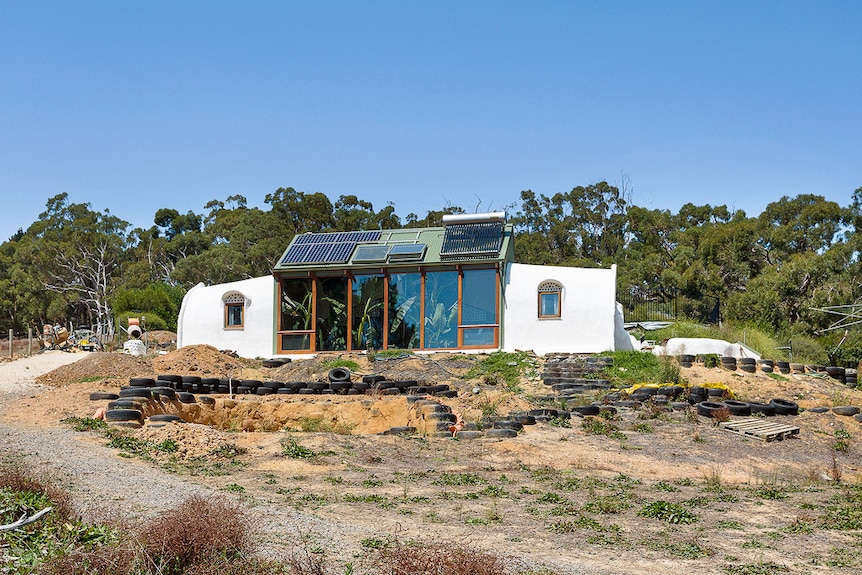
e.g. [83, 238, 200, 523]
[281, 231, 382, 264]
[440, 222, 503, 258]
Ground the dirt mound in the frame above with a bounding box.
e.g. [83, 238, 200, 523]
[143, 330, 177, 345]
[151, 344, 252, 377]
[36, 352, 152, 386]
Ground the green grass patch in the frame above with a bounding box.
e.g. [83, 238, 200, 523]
[62, 416, 108, 432]
[432, 472, 485, 486]
[321, 358, 360, 371]
[464, 351, 536, 391]
[638, 500, 698, 524]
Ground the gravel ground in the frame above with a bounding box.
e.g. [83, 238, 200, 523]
[0, 352, 364, 569]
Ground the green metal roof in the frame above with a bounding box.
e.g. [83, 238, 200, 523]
[273, 222, 514, 274]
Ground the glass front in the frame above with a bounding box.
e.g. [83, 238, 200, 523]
[461, 269, 497, 325]
[352, 275, 385, 350]
[423, 271, 458, 349]
[317, 277, 348, 351]
[388, 273, 421, 349]
[280, 278, 313, 331]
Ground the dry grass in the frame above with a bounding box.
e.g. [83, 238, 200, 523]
[371, 537, 525, 575]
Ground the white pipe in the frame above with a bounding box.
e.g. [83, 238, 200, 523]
[441, 212, 506, 225]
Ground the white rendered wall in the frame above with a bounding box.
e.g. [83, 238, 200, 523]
[502, 263, 618, 355]
[177, 276, 276, 358]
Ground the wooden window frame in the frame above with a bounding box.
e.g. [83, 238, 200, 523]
[224, 302, 244, 329]
[537, 281, 562, 319]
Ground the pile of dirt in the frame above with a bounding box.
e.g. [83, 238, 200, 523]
[151, 344, 253, 377]
[143, 330, 177, 345]
[137, 421, 236, 460]
[36, 352, 152, 386]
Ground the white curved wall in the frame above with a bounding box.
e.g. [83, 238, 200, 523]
[502, 263, 618, 355]
[177, 276, 276, 358]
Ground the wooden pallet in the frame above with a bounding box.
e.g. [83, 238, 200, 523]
[718, 418, 800, 442]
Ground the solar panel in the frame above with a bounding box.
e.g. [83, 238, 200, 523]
[352, 245, 390, 263]
[387, 243, 427, 262]
[281, 231, 382, 264]
[440, 222, 503, 257]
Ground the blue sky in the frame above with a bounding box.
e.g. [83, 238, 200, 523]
[2, 1, 860, 242]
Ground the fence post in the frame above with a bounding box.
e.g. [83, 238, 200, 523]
[28, 328, 32, 356]
[8, 329, 12, 358]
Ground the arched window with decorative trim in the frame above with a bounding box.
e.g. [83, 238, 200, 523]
[223, 292, 248, 329]
[537, 280, 562, 319]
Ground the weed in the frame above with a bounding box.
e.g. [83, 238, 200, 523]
[363, 478, 384, 487]
[537, 492, 571, 505]
[479, 485, 508, 498]
[722, 561, 789, 574]
[433, 472, 486, 486]
[360, 537, 387, 549]
[210, 443, 247, 458]
[638, 500, 698, 524]
[584, 493, 631, 514]
[711, 406, 732, 423]
[633, 422, 654, 433]
[717, 520, 744, 530]
[62, 416, 108, 432]
[581, 416, 623, 438]
[833, 428, 851, 453]
[477, 395, 501, 418]
[223, 483, 245, 493]
[703, 466, 724, 492]
[280, 438, 318, 459]
[752, 485, 788, 500]
[343, 494, 388, 504]
[553, 477, 582, 491]
[156, 439, 179, 453]
[654, 480, 678, 492]
[324, 476, 344, 484]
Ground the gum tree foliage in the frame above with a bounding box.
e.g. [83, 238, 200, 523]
[22, 193, 131, 336]
[512, 181, 627, 267]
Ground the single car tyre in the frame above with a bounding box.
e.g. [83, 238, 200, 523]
[105, 409, 144, 423]
[119, 387, 153, 399]
[89, 392, 119, 401]
[454, 430, 484, 439]
[149, 414, 184, 423]
[362, 374, 386, 384]
[129, 377, 155, 387]
[328, 368, 351, 383]
[107, 399, 143, 410]
[570, 405, 601, 416]
[832, 406, 860, 416]
[177, 392, 197, 403]
[770, 398, 799, 416]
[255, 387, 274, 396]
[722, 400, 751, 416]
[749, 402, 776, 416]
[806, 406, 829, 413]
[696, 401, 726, 418]
[485, 428, 518, 438]
[151, 386, 177, 399]
[199, 396, 216, 405]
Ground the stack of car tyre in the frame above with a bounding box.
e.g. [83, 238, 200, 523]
[757, 359, 774, 373]
[720, 357, 737, 370]
[542, 355, 613, 384]
[845, 369, 857, 388]
[738, 357, 756, 373]
[775, 361, 791, 374]
[825, 366, 846, 384]
[677, 354, 695, 368]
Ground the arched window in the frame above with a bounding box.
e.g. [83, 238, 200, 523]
[223, 292, 248, 329]
[537, 280, 562, 319]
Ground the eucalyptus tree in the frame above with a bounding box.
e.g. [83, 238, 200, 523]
[23, 193, 131, 336]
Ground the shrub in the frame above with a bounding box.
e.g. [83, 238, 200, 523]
[371, 537, 523, 575]
[638, 500, 698, 524]
[137, 495, 252, 575]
